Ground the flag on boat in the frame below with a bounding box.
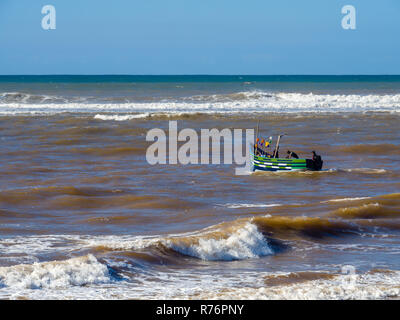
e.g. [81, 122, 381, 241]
[265, 136, 272, 148]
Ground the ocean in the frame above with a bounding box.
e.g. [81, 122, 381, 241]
[0, 75, 399, 299]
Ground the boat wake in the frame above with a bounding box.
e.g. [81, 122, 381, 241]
[252, 167, 389, 177]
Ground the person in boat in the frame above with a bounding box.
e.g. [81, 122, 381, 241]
[312, 151, 317, 161]
[311, 150, 323, 170]
[272, 148, 279, 158]
[286, 150, 299, 159]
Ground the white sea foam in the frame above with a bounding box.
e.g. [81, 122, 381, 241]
[2, 267, 399, 300]
[340, 168, 388, 174]
[0, 255, 112, 290]
[165, 223, 273, 261]
[1, 92, 400, 116]
[83, 236, 160, 251]
[322, 197, 371, 203]
[224, 203, 281, 209]
[1, 232, 400, 299]
[0, 235, 77, 258]
[82, 222, 274, 261]
[199, 271, 400, 300]
[0, 92, 68, 104]
[94, 113, 150, 121]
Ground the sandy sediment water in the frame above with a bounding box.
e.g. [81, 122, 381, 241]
[0, 76, 399, 299]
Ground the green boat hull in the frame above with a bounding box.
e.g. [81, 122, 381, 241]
[251, 154, 318, 172]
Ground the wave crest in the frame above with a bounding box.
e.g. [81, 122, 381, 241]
[85, 222, 275, 261]
[164, 222, 273, 261]
[0, 255, 112, 289]
[338, 144, 400, 155]
[253, 216, 358, 239]
[2, 91, 400, 115]
[332, 203, 400, 219]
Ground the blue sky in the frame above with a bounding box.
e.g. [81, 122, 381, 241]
[0, 0, 399, 74]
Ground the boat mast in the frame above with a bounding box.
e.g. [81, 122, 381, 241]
[254, 119, 260, 153]
[273, 134, 284, 158]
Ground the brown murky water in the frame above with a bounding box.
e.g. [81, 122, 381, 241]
[1, 112, 399, 299]
[0, 76, 400, 299]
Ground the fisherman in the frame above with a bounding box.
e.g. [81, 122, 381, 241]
[312, 150, 317, 161]
[286, 150, 299, 159]
[311, 150, 323, 170]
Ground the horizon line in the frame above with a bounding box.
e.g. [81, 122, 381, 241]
[1, 74, 400, 77]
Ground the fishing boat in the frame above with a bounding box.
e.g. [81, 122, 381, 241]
[251, 130, 323, 172]
[251, 154, 322, 172]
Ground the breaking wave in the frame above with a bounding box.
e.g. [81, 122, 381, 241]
[0, 92, 69, 104]
[1, 91, 400, 115]
[83, 216, 367, 261]
[3, 216, 363, 262]
[182, 91, 274, 102]
[87, 222, 275, 261]
[199, 269, 400, 300]
[164, 222, 273, 260]
[0, 255, 112, 289]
